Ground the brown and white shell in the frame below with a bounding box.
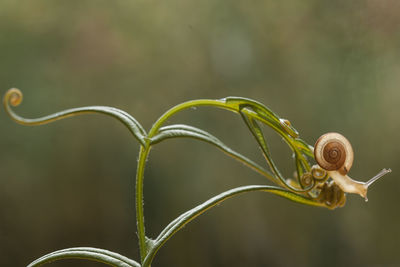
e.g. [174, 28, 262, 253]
[314, 132, 354, 175]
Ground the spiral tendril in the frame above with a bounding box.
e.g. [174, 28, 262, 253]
[311, 165, 328, 180]
[3, 88, 146, 145]
[316, 181, 346, 209]
[300, 173, 313, 187]
[6, 88, 23, 106]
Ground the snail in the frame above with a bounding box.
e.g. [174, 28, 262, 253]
[314, 132, 391, 201]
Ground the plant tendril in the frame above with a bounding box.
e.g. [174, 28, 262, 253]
[3, 88, 146, 145]
[3, 88, 387, 267]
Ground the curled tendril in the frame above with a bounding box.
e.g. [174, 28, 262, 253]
[294, 164, 346, 208]
[5, 88, 23, 106]
[288, 164, 334, 202]
[316, 180, 346, 209]
[300, 173, 313, 188]
[3, 88, 146, 145]
[311, 165, 328, 180]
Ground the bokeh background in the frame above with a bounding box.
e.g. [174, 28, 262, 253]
[1, 1, 399, 266]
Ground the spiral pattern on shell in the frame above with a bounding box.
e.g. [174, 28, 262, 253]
[314, 132, 354, 175]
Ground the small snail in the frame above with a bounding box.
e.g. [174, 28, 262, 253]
[314, 132, 391, 201]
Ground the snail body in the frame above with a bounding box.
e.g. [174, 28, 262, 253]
[314, 132, 391, 201]
[327, 171, 368, 199]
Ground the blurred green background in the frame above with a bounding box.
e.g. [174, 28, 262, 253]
[1, 1, 399, 266]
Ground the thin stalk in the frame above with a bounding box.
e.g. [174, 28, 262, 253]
[136, 99, 254, 263]
[148, 99, 235, 137]
[136, 145, 151, 262]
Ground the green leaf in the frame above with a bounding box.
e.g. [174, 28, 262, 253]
[223, 97, 299, 138]
[293, 138, 314, 158]
[150, 124, 276, 182]
[150, 124, 220, 145]
[239, 112, 284, 181]
[224, 97, 280, 123]
[27, 247, 140, 267]
[3, 89, 146, 145]
[224, 98, 314, 192]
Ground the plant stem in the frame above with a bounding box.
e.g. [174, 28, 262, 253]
[136, 99, 234, 264]
[148, 99, 234, 137]
[136, 145, 151, 263]
[135, 97, 317, 265]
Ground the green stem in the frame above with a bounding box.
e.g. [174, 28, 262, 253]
[136, 145, 151, 262]
[132, 98, 317, 264]
[136, 99, 236, 264]
[148, 99, 235, 137]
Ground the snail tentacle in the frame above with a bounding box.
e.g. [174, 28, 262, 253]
[366, 168, 392, 187]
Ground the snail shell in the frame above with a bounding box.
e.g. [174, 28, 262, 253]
[314, 132, 353, 175]
[314, 132, 391, 201]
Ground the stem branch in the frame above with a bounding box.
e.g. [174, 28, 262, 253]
[136, 145, 151, 262]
